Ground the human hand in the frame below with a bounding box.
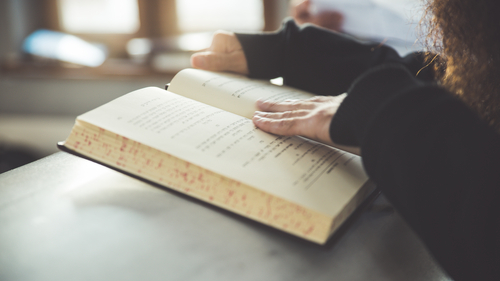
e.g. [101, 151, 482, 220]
[292, 0, 344, 32]
[191, 31, 248, 75]
[253, 94, 360, 155]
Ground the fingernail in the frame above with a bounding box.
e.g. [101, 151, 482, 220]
[192, 55, 206, 68]
[256, 99, 266, 109]
[253, 114, 263, 121]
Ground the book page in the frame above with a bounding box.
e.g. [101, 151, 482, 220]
[168, 68, 315, 119]
[77, 87, 368, 216]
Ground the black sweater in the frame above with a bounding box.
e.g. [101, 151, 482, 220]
[236, 19, 500, 281]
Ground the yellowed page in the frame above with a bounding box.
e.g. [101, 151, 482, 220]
[168, 68, 315, 119]
[77, 87, 368, 217]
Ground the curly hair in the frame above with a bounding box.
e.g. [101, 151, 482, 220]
[423, 0, 500, 133]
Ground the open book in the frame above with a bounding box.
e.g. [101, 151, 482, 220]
[59, 68, 375, 244]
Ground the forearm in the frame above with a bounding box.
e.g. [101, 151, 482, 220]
[236, 19, 433, 95]
[330, 64, 500, 280]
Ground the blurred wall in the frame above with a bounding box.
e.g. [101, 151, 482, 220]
[0, 1, 10, 57]
[0, 0, 168, 165]
[0, 0, 44, 60]
[0, 77, 168, 116]
[0, 0, 169, 116]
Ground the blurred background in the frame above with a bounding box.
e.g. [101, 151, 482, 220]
[0, 0, 424, 173]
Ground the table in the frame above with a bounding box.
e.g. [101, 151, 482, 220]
[0, 152, 450, 281]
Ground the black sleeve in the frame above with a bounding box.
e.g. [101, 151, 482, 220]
[330, 64, 500, 281]
[236, 19, 434, 96]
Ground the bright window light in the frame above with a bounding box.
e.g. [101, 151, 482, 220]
[23, 30, 106, 67]
[176, 0, 264, 32]
[57, 0, 140, 34]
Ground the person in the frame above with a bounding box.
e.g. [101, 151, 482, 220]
[291, 0, 344, 33]
[291, 0, 424, 55]
[190, 0, 500, 280]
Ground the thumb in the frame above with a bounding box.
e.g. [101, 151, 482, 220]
[191, 51, 248, 74]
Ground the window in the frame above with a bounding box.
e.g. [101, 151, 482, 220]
[11, 0, 288, 76]
[57, 0, 141, 34]
[176, 0, 264, 33]
[45, 0, 276, 57]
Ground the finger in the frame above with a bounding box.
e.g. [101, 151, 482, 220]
[292, 0, 312, 24]
[191, 53, 209, 69]
[308, 93, 347, 104]
[254, 102, 339, 145]
[256, 99, 318, 112]
[252, 115, 301, 136]
[254, 110, 310, 119]
[210, 31, 240, 53]
[307, 96, 334, 102]
[315, 11, 344, 32]
[191, 51, 248, 74]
